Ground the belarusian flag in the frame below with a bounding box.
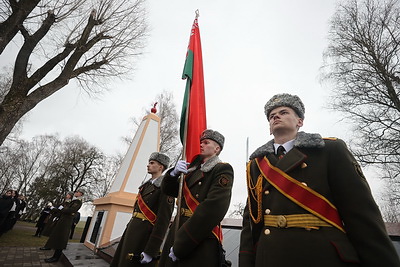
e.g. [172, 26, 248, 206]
[180, 14, 206, 162]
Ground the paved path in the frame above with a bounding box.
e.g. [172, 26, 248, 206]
[0, 221, 109, 266]
[0, 246, 64, 267]
[0, 243, 109, 266]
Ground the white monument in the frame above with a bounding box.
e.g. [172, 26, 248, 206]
[84, 107, 161, 250]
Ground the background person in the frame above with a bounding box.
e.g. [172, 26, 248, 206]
[41, 189, 84, 263]
[34, 204, 52, 237]
[0, 190, 13, 236]
[0, 190, 19, 234]
[41, 192, 74, 238]
[69, 211, 80, 239]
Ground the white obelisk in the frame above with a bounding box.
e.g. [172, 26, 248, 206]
[84, 106, 161, 250]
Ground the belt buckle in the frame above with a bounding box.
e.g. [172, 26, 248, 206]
[277, 215, 287, 228]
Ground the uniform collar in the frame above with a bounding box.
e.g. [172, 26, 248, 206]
[250, 131, 325, 160]
[200, 155, 221, 172]
[273, 139, 295, 154]
[141, 175, 164, 188]
[151, 175, 164, 187]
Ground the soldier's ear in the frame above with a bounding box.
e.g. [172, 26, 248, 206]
[297, 118, 304, 128]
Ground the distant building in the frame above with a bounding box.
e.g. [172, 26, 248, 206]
[386, 222, 400, 257]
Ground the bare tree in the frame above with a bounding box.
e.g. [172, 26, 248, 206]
[322, 0, 400, 218]
[0, 0, 148, 145]
[323, 0, 400, 166]
[126, 90, 182, 165]
[89, 154, 122, 200]
[228, 202, 245, 218]
[0, 66, 23, 142]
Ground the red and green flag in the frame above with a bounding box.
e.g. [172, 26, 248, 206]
[180, 14, 206, 162]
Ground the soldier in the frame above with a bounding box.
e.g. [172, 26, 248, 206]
[41, 189, 84, 263]
[159, 129, 234, 267]
[111, 152, 174, 267]
[41, 192, 74, 238]
[239, 93, 400, 266]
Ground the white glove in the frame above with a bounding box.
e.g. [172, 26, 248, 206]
[170, 160, 188, 176]
[169, 247, 178, 262]
[58, 205, 64, 210]
[140, 252, 152, 264]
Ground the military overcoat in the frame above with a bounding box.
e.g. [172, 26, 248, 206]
[41, 208, 60, 237]
[239, 132, 400, 267]
[44, 198, 82, 250]
[159, 155, 234, 267]
[110, 175, 174, 267]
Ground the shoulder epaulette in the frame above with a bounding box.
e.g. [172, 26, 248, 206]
[323, 137, 337, 141]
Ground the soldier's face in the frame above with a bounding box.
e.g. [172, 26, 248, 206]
[200, 139, 220, 159]
[147, 160, 163, 174]
[268, 106, 303, 136]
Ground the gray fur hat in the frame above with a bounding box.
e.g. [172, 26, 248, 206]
[67, 191, 74, 198]
[200, 129, 225, 150]
[264, 93, 305, 119]
[149, 152, 170, 169]
[75, 188, 85, 195]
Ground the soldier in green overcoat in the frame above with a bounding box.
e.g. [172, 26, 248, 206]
[239, 93, 400, 267]
[159, 129, 234, 267]
[41, 189, 84, 263]
[41, 192, 74, 237]
[110, 152, 174, 267]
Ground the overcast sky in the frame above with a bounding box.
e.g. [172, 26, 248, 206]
[1, 0, 386, 211]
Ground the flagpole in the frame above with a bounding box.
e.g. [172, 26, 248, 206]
[175, 88, 190, 237]
[175, 10, 200, 238]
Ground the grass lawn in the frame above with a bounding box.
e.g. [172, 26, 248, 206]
[0, 220, 85, 247]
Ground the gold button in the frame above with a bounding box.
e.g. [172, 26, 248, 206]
[301, 162, 308, 168]
[264, 229, 271, 235]
[277, 215, 287, 228]
[264, 190, 270, 195]
[301, 182, 307, 187]
[265, 209, 271, 214]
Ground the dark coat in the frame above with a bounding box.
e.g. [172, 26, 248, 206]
[0, 195, 13, 227]
[239, 132, 400, 267]
[72, 211, 80, 225]
[110, 176, 174, 267]
[0, 195, 13, 218]
[36, 207, 52, 228]
[44, 198, 82, 250]
[41, 208, 60, 237]
[159, 155, 234, 267]
[16, 199, 26, 213]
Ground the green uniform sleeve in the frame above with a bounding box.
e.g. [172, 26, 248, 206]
[173, 163, 234, 258]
